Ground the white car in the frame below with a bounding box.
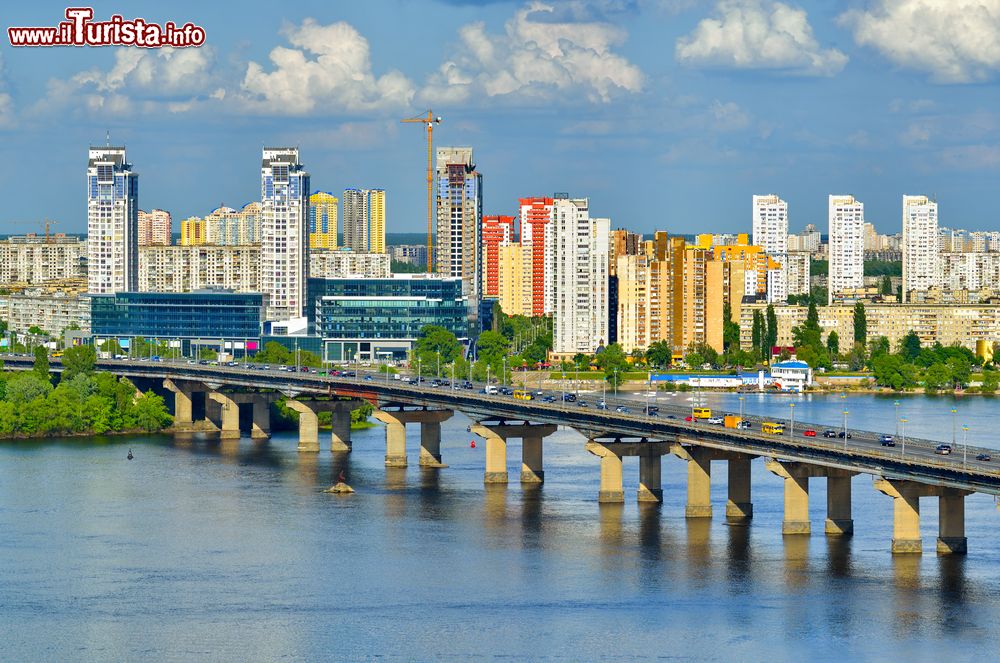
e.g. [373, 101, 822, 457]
[707, 417, 725, 425]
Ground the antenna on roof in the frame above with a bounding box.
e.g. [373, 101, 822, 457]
[106, 129, 110, 146]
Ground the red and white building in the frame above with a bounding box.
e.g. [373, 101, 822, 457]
[480, 215, 515, 298]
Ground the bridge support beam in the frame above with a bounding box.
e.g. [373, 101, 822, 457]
[207, 392, 241, 439]
[376, 409, 454, 468]
[874, 479, 970, 555]
[825, 475, 854, 536]
[284, 400, 320, 452]
[637, 455, 662, 503]
[768, 460, 858, 536]
[473, 422, 558, 484]
[163, 378, 194, 430]
[726, 456, 753, 523]
[586, 440, 624, 503]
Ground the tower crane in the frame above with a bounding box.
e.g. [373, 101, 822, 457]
[400, 110, 442, 273]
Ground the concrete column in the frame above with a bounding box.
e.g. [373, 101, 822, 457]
[825, 475, 854, 536]
[726, 457, 753, 523]
[163, 378, 196, 432]
[585, 441, 624, 502]
[208, 392, 240, 440]
[284, 400, 320, 453]
[766, 460, 810, 534]
[875, 479, 922, 554]
[419, 421, 446, 468]
[938, 490, 967, 555]
[637, 455, 662, 503]
[521, 435, 544, 484]
[685, 448, 712, 518]
[478, 429, 508, 484]
[330, 410, 352, 453]
[251, 398, 271, 440]
[374, 411, 408, 467]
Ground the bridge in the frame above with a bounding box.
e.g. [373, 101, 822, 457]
[8, 355, 999, 556]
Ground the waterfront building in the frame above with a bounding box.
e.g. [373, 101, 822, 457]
[308, 192, 338, 249]
[309, 249, 390, 278]
[260, 148, 310, 321]
[306, 275, 469, 362]
[87, 146, 139, 294]
[616, 250, 671, 354]
[180, 217, 207, 245]
[436, 147, 483, 318]
[90, 290, 263, 356]
[481, 215, 515, 299]
[139, 245, 261, 293]
[902, 195, 939, 302]
[828, 195, 865, 303]
[0, 235, 86, 284]
[752, 194, 788, 303]
[550, 198, 608, 358]
[390, 244, 428, 268]
[343, 188, 385, 253]
[137, 209, 171, 246]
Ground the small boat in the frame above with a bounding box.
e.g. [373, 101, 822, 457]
[127, 449, 134, 460]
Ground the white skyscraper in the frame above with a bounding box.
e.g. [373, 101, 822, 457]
[260, 148, 310, 321]
[828, 195, 865, 303]
[902, 195, 939, 302]
[87, 146, 139, 294]
[551, 197, 609, 356]
[436, 147, 483, 322]
[752, 194, 788, 303]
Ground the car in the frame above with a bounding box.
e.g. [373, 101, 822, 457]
[484, 386, 498, 395]
[684, 415, 694, 422]
[645, 406, 659, 414]
[838, 431, 853, 439]
[463, 381, 474, 389]
[803, 429, 817, 437]
[737, 420, 751, 430]
[615, 405, 630, 413]
[542, 395, 556, 403]
[597, 401, 608, 410]
[647, 411, 659, 417]
[300, 366, 310, 372]
[578, 401, 589, 408]
[880, 434, 895, 446]
[499, 387, 514, 396]
[935, 444, 953, 455]
[707, 417, 725, 425]
[823, 430, 837, 438]
[343, 371, 356, 378]
[976, 453, 992, 462]
[364, 375, 373, 381]
[563, 393, 577, 402]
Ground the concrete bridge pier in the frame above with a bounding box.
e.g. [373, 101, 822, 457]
[375, 408, 454, 468]
[672, 443, 754, 519]
[767, 460, 857, 536]
[875, 479, 969, 555]
[207, 392, 241, 439]
[284, 400, 321, 452]
[585, 439, 670, 503]
[726, 456, 753, 524]
[288, 400, 366, 453]
[586, 440, 624, 503]
[825, 475, 854, 536]
[472, 422, 558, 484]
[637, 454, 663, 503]
[163, 379, 194, 430]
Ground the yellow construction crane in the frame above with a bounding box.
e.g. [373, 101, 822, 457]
[400, 110, 442, 273]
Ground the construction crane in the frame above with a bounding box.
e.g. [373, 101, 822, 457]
[9, 219, 59, 242]
[400, 110, 442, 273]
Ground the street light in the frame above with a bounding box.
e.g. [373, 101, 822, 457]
[613, 368, 619, 398]
[963, 424, 969, 468]
[900, 417, 907, 457]
[951, 407, 957, 447]
[842, 409, 849, 450]
[789, 402, 795, 437]
[739, 395, 745, 422]
[894, 400, 900, 438]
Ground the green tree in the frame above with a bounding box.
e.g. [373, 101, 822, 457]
[131, 391, 172, 431]
[981, 370, 999, 394]
[722, 302, 740, 353]
[846, 343, 867, 371]
[751, 310, 764, 360]
[33, 346, 50, 380]
[879, 274, 893, 295]
[868, 336, 890, 360]
[414, 325, 463, 365]
[853, 302, 867, 347]
[594, 343, 629, 389]
[871, 354, 918, 390]
[6, 372, 53, 404]
[826, 330, 840, 357]
[61, 345, 97, 382]
[645, 341, 672, 368]
[765, 305, 778, 355]
[923, 362, 951, 393]
[947, 356, 972, 388]
[476, 330, 510, 366]
[899, 331, 922, 361]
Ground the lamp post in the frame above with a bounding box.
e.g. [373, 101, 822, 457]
[900, 417, 907, 457]
[416, 358, 421, 385]
[451, 363, 456, 390]
[613, 368, 619, 398]
[739, 395, 745, 422]
[789, 402, 795, 437]
[951, 407, 957, 447]
[963, 424, 969, 468]
[842, 409, 849, 450]
[894, 400, 900, 438]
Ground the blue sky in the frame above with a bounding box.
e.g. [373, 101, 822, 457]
[0, 0, 998, 236]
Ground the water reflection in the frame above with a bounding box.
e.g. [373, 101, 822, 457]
[825, 537, 853, 578]
[520, 486, 544, 548]
[725, 522, 751, 584]
[637, 503, 662, 560]
[482, 484, 509, 541]
[782, 535, 810, 590]
[598, 503, 624, 561]
[383, 467, 408, 520]
[685, 518, 712, 580]
[892, 554, 922, 636]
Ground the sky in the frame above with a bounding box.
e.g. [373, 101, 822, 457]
[0, 0, 997, 237]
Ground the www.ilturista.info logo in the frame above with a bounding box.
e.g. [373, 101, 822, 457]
[8, 7, 205, 48]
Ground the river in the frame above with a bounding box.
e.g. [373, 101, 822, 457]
[1, 393, 998, 661]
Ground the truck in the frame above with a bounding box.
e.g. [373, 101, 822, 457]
[724, 415, 743, 429]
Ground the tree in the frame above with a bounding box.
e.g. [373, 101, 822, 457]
[947, 356, 972, 388]
[871, 354, 918, 390]
[899, 331, 922, 361]
[131, 391, 172, 431]
[722, 302, 740, 353]
[751, 310, 763, 360]
[853, 302, 867, 347]
[645, 341, 672, 368]
[33, 346, 50, 380]
[594, 343, 629, 388]
[879, 274, 893, 295]
[414, 325, 463, 370]
[61, 345, 97, 382]
[982, 370, 999, 394]
[923, 363, 951, 392]
[476, 331, 510, 366]
[765, 305, 778, 355]
[846, 343, 866, 371]
[6, 372, 53, 404]
[868, 336, 890, 360]
[826, 331, 840, 357]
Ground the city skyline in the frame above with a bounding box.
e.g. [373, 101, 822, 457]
[0, 1, 997, 234]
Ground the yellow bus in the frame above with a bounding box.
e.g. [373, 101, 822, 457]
[762, 422, 784, 435]
[513, 390, 533, 401]
[693, 407, 712, 419]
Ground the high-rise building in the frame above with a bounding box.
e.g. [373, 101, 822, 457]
[828, 195, 865, 303]
[180, 217, 207, 246]
[498, 242, 529, 317]
[616, 250, 671, 354]
[752, 194, 788, 303]
[391, 244, 428, 268]
[309, 192, 338, 249]
[203, 202, 261, 245]
[138, 209, 171, 246]
[902, 195, 939, 302]
[436, 147, 483, 319]
[608, 228, 643, 344]
[0, 236, 86, 284]
[481, 215, 515, 299]
[87, 146, 139, 294]
[139, 245, 261, 293]
[785, 251, 812, 297]
[550, 198, 608, 357]
[518, 197, 555, 316]
[260, 148, 310, 321]
[343, 188, 386, 254]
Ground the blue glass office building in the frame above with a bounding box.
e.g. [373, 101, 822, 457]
[306, 276, 469, 361]
[90, 291, 263, 356]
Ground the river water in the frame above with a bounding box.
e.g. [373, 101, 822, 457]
[1, 394, 998, 661]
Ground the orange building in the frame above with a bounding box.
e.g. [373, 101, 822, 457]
[518, 197, 554, 316]
[481, 215, 515, 298]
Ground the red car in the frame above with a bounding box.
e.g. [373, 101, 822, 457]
[803, 429, 817, 437]
[684, 416, 694, 422]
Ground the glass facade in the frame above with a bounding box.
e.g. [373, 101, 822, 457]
[90, 291, 263, 341]
[306, 276, 469, 360]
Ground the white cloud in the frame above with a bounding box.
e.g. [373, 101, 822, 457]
[709, 99, 750, 131]
[676, 0, 848, 76]
[421, 1, 644, 105]
[839, 0, 1000, 83]
[241, 19, 414, 114]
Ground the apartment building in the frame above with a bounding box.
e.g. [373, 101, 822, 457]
[828, 195, 865, 303]
[139, 245, 261, 293]
[901, 195, 939, 302]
